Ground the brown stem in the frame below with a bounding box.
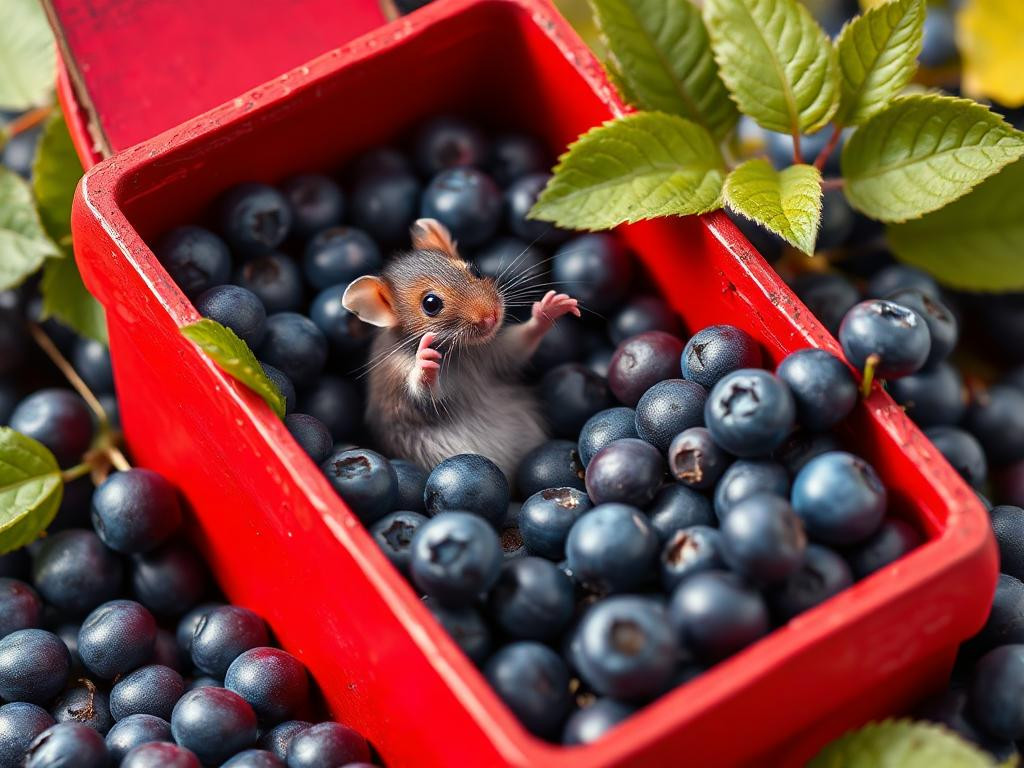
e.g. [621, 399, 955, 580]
[29, 323, 108, 427]
[814, 125, 843, 171]
[791, 129, 804, 165]
[5, 106, 52, 139]
[821, 178, 846, 191]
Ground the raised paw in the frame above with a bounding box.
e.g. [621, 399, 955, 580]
[416, 332, 442, 389]
[532, 290, 581, 325]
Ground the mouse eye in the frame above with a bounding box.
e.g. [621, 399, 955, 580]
[421, 293, 444, 317]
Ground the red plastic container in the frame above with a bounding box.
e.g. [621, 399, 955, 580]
[66, 0, 997, 765]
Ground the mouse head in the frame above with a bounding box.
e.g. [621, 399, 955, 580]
[342, 218, 504, 345]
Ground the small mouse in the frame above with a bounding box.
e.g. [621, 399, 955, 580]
[342, 218, 580, 477]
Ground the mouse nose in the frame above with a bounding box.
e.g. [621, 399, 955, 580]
[476, 312, 499, 334]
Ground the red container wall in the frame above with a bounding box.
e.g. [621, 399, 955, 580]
[70, 1, 998, 766]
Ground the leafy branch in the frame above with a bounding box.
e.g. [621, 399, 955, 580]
[531, 0, 1024, 290]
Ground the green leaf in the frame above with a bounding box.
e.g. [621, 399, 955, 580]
[809, 719, 1003, 768]
[887, 157, 1024, 292]
[724, 159, 822, 254]
[33, 110, 83, 245]
[40, 256, 108, 345]
[703, 0, 839, 135]
[0, 0, 57, 110]
[0, 167, 60, 291]
[0, 428, 63, 555]
[841, 94, 1024, 222]
[529, 111, 725, 230]
[590, 0, 738, 140]
[834, 0, 925, 126]
[181, 319, 287, 419]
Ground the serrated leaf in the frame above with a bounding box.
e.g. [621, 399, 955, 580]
[0, 0, 56, 110]
[724, 159, 822, 254]
[591, 0, 738, 140]
[529, 111, 726, 230]
[887, 157, 1024, 292]
[835, 0, 925, 126]
[181, 319, 286, 419]
[841, 94, 1024, 222]
[959, 0, 1024, 109]
[0, 167, 60, 291]
[0, 428, 63, 555]
[809, 719, 1002, 768]
[33, 110, 82, 245]
[40, 256, 107, 345]
[704, 0, 839, 135]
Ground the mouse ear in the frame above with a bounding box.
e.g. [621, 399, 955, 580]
[342, 276, 397, 328]
[411, 218, 458, 257]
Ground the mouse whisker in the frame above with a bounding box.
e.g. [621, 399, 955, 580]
[492, 232, 549, 285]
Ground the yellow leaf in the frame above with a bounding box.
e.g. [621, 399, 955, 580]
[958, 0, 1024, 108]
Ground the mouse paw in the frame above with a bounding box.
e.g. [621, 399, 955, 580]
[532, 291, 581, 326]
[416, 332, 442, 389]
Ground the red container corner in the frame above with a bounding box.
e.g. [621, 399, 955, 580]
[64, 0, 998, 765]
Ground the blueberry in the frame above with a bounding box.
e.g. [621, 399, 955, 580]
[223, 749, 286, 767]
[91, 469, 181, 555]
[925, 426, 988, 489]
[845, 517, 921, 579]
[609, 296, 681, 346]
[917, 688, 1016, 762]
[681, 325, 761, 389]
[349, 168, 421, 247]
[487, 133, 547, 186]
[991, 506, 1024, 583]
[190, 606, 269, 678]
[919, 7, 957, 68]
[423, 598, 491, 665]
[285, 413, 333, 464]
[302, 228, 381, 291]
[973, 574, 1024, 653]
[566, 503, 658, 593]
[667, 426, 730, 490]
[23, 722, 109, 768]
[970, 645, 1024, 740]
[0, 578, 40, 639]
[729, 209, 785, 263]
[659, 525, 724, 591]
[370, 511, 428, 576]
[260, 363, 296, 415]
[867, 264, 941, 300]
[285, 722, 370, 768]
[668, 571, 770, 663]
[156, 227, 232, 298]
[279, 174, 344, 239]
[647, 484, 715, 542]
[499, 509, 527, 562]
[552, 234, 632, 314]
[257, 720, 310, 761]
[409, 512, 502, 606]
[220, 183, 292, 256]
[561, 699, 634, 745]
[105, 714, 172, 763]
[0, 629, 70, 704]
[720, 493, 806, 585]
[574, 596, 678, 701]
[965, 386, 1024, 465]
[504, 173, 564, 245]
[9, 389, 93, 467]
[308, 284, 374, 358]
[790, 272, 860, 337]
[775, 431, 844, 476]
[321, 447, 397, 525]
[194, 285, 267, 348]
[225, 648, 308, 725]
[32, 530, 123, 616]
[514, 440, 586, 498]
[50, 680, 112, 733]
[705, 369, 796, 457]
[585, 438, 665, 508]
[887, 289, 958, 368]
[258, 313, 328, 386]
[121, 741, 200, 768]
[487, 557, 574, 641]
[424, 454, 509, 527]
[413, 116, 487, 177]
[0, 702, 55, 768]
[298, 376, 363, 441]
[389, 459, 428, 513]
[887, 362, 966, 428]
[816, 187, 856, 250]
[131, 541, 207, 617]
[791, 452, 886, 545]
[714, 459, 790, 520]
[151, 629, 183, 672]
[540, 363, 615, 439]
[577, 408, 637, 468]
[108, 664, 184, 722]
[472, 237, 545, 296]
[531, 317, 588, 371]
[176, 605, 223, 667]
[519, 488, 591, 561]
[71, 339, 114, 395]
[635, 379, 707, 452]
[775, 349, 857, 432]
[171, 686, 257, 764]
[420, 168, 502, 248]
[78, 600, 157, 680]
[839, 300, 931, 378]
[348, 147, 411, 181]
[234, 254, 305, 314]
[768, 544, 852, 621]
[1, 124, 41, 178]
[483, 642, 570, 738]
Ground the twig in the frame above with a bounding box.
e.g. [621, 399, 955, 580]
[29, 323, 109, 428]
[814, 125, 843, 171]
[5, 106, 52, 139]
